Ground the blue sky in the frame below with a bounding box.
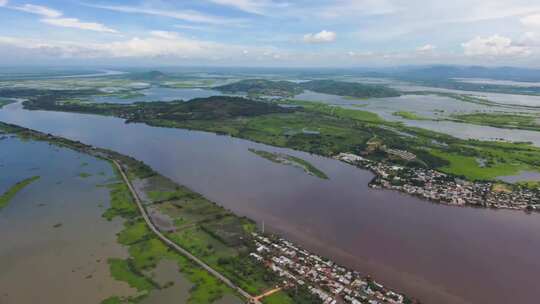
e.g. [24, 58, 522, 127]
[1, 0, 540, 67]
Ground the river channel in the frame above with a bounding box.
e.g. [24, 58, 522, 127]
[1, 102, 540, 304]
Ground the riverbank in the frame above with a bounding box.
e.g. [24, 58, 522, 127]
[336, 153, 539, 212]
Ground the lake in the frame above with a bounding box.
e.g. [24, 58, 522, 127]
[1, 102, 540, 304]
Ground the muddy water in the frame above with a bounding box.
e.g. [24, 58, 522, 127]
[0, 137, 135, 304]
[1, 103, 540, 304]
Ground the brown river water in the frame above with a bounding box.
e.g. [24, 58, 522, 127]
[1, 102, 540, 304]
[0, 137, 136, 303]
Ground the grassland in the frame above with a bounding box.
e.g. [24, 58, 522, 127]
[100, 169, 240, 304]
[249, 148, 329, 179]
[101, 160, 306, 303]
[452, 113, 540, 132]
[0, 176, 40, 210]
[393, 111, 432, 121]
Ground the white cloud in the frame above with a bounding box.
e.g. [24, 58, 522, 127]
[416, 44, 436, 52]
[12, 4, 62, 18]
[0, 34, 277, 61]
[88, 4, 243, 25]
[149, 31, 180, 40]
[0, 0, 8, 7]
[462, 35, 531, 57]
[42, 18, 117, 33]
[5, 3, 117, 33]
[521, 14, 540, 27]
[303, 30, 336, 43]
[521, 32, 540, 46]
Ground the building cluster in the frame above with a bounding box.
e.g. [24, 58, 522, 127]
[336, 153, 540, 211]
[385, 148, 417, 161]
[250, 233, 410, 304]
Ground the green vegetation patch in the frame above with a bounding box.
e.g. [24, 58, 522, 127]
[102, 182, 138, 220]
[430, 149, 530, 180]
[216, 79, 303, 97]
[300, 79, 401, 98]
[103, 177, 236, 304]
[0, 176, 40, 210]
[78, 172, 92, 178]
[249, 148, 328, 179]
[108, 258, 155, 293]
[452, 112, 540, 131]
[393, 111, 432, 121]
[216, 79, 400, 98]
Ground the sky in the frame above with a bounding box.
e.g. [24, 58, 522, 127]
[1, 0, 540, 67]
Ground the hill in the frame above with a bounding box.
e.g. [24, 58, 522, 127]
[217, 79, 401, 98]
[300, 80, 401, 98]
[216, 79, 303, 97]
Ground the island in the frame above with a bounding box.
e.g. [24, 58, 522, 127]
[248, 148, 329, 179]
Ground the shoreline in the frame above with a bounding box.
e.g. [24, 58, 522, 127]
[336, 153, 539, 213]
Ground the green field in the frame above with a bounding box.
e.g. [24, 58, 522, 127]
[393, 111, 432, 121]
[452, 112, 540, 132]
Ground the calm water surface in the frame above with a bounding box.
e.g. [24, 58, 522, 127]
[1, 103, 540, 304]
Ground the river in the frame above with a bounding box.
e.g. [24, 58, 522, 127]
[1, 102, 540, 304]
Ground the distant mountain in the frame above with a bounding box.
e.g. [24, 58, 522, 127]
[217, 79, 401, 98]
[216, 79, 303, 96]
[300, 80, 401, 98]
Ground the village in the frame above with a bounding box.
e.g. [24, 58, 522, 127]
[336, 153, 540, 211]
[249, 233, 411, 304]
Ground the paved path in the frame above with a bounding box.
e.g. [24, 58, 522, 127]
[253, 287, 283, 301]
[112, 160, 260, 304]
